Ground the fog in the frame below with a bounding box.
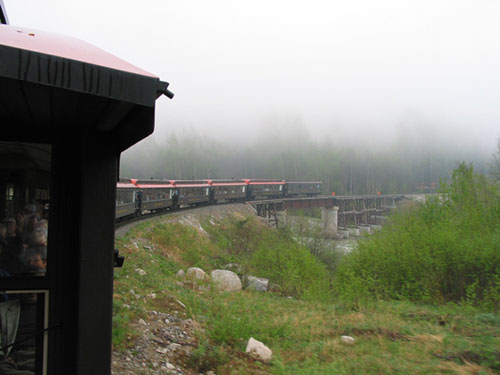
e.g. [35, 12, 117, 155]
[6, 0, 500, 164]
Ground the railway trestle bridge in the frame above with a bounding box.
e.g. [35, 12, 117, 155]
[250, 195, 410, 238]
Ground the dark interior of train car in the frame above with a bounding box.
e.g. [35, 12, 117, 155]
[0, 142, 51, 374]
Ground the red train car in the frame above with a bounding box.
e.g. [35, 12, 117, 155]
[115, 179, 139, 219]
[285, 181, 322, 197]
[134, 179, 175, 212]
[206, 179, 247, 202]
[170, 180, 210, 206]
[244, 179, 285, 200]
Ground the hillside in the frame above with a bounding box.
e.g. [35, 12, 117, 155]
[111, 204, 500, 375]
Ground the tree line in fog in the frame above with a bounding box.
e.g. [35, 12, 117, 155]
[120, 130, 490, 195]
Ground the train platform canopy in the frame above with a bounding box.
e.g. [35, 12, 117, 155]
[0, 23, 173, 150]
[0, 15, 173, 375]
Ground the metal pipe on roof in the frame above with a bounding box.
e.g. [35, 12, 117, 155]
[157, 80, 174, 99]
[0, 0, 8, 25]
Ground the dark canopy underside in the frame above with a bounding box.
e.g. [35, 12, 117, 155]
[0, 75, 155, 152]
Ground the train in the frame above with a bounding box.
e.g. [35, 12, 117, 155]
[115, 179, 322, 220]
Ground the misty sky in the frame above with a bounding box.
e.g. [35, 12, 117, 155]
[5, 0, 500, 153]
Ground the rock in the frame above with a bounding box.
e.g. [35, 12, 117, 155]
[186, 267, 206, 280]
[135, 268, 147, 276]
[246, 276, 269, 292]
[156, 347, 168, 354]
[138, 318, 148, 326]
[165, 362, 175, 370]
[206, 371, 216, 375]
[176, 269, 186, 278]
[245, 337, 272, 362]
[210, 270, 242, 292]
[147, 293, 156, 299]
[168, 343, 181, 351]
[341, 335, 355, 344]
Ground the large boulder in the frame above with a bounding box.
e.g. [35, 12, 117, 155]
[210, 270, 242, 292]
[245, 337, 272, 362]
[186, 267, 206, 280]
[246, 276, 269, 292]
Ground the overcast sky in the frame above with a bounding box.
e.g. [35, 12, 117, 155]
[5, 0, 500, 153]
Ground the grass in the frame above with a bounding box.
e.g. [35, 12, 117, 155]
[112, 209, 500, 374]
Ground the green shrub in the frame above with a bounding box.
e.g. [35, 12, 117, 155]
[203, 216, 332, 301]
[335, 163, 500, 308]
[189, 339, 229, 372]
[249, 230, 331, 300]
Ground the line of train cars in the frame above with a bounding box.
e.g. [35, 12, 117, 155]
[115, 179, 322, 220]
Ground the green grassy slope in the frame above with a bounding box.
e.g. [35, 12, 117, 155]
[113, 211, 500, 375]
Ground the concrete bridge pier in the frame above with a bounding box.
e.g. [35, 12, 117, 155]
[321, 206, 339, 238]
[347, 227, 360, 237]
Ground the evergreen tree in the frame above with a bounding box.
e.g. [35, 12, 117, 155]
[490, 137, 500, 181]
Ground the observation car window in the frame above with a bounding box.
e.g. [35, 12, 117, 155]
[0, 142, 50, 279]
[0, 142, 51, 374]
[116, 189, 135, 205]
[0, 290, 49, 374]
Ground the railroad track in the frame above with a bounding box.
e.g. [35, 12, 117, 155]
[114, 200, 251, 233]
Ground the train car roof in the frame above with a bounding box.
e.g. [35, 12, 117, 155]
[135, 183, 175, 188]
[117, 182, 136, 188]
[205, 179, 245, 184]
[211, 182, 246, 186]
[0, 24, 173, 151]
[175, 183, 209, 188]
[286, 181, 323, 184]
[243, 179, 284, 184]
[171, 180, 209, 185]
[244, 180, 285, 185]
[135, 179, 172, 185]
[0, 24, 156, 78]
